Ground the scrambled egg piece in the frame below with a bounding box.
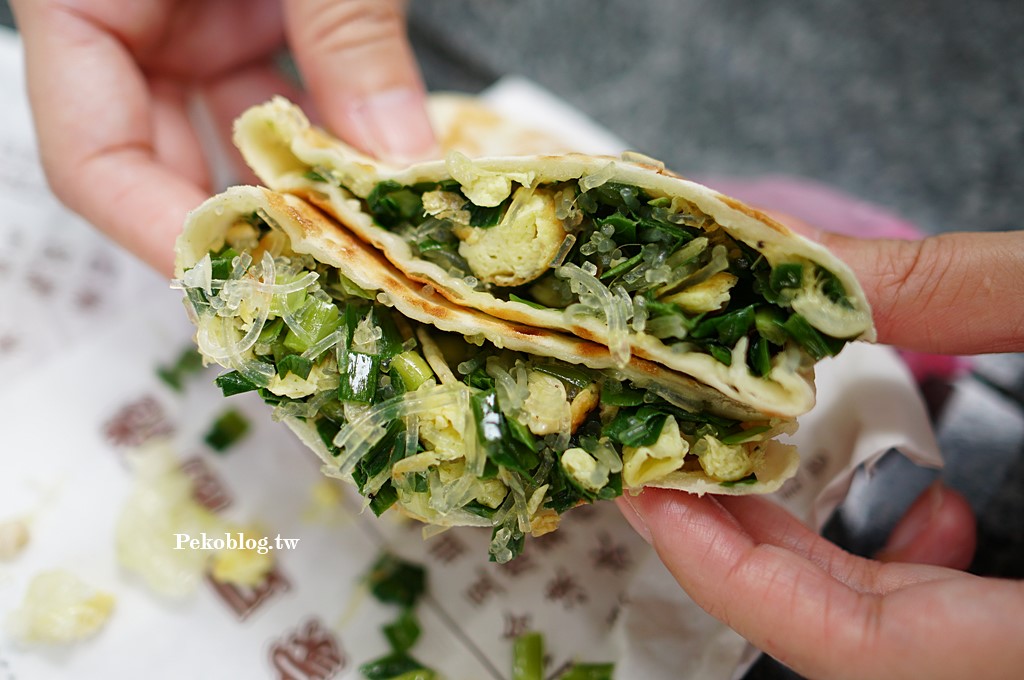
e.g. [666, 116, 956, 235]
[392, 451, 443, 476]
[394, 457, 507, 510]
[530, 508, 561, 537]
[439, 460, 509, 509]
[422, 190, 471, 223]
[440, 458, 507, 507]
[521, 370, 571, 436]
[622, 417, 689, 488]
[455, 187, 567, 287]
[526, 485, 560, 537]
[116, 446, 224, 598]
[9, 570, 115, 644]
[0, 517, 29, 561]
[445, 151, 534, 207]
[208, 527, 275, 588]
[560, 448, 609, 493]
[570, 384, 601, 431]
[662, 272, 738, 314]
[302, 478, 349, 525]
[417, 400, 471, 460]
[474, 477, 509, 509]
[266, 358, 338, 399]
[116, 442, 279, 595]
[694, 435, 756, 482]
[225, 220, 260, 252]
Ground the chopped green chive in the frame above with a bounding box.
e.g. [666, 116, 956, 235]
[383, 608, 421, 654]
[556, 663, 616, 680]
[367, 554, 426, 609]
[512, 631, 544, 680]
[204, 409, 250, 452]
[359, 652, 436, 680]
[782, 313, 841, 360]
[508, 293, 551, 310]
[214, 370, 259, 397]
[157, 347, 204, 391]
[720, 473, 758, 487]
[276, 354, 313, 380]
[599, 251, 643, 280]
[769, 263, 804, 293]
[340, 352, 381, 404]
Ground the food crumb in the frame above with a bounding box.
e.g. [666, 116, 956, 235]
[8, 570, 115, 644]
[0, 517, 29, 561]
[208, 527, 275, 587]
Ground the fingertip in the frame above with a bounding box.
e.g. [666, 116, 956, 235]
[326, 87, 439, 164]
[615, 494, 653, 545]
[618, 487, 732, 550]
[285, 0, 438, 163]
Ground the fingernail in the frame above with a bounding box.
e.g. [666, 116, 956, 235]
[347, 88, 439, 164]
[883, 479, 944, 555]
[618, 493, 654, 545]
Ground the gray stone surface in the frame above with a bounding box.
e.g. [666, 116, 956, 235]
[409, 1, 1024, 236]
[973, 353, 1024, 404]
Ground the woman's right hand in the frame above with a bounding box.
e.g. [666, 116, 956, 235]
[11, 0, 437, 275]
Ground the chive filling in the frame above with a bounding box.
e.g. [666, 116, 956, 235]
[182, 213, 783, 562]
[347, 176, 855, 374]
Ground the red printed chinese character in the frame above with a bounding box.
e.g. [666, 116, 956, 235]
[269, 618, 346, 680]
[207, 567, 290, 621]
[102, 395, 174, 447]
[497, 550, 537, 578]
[180, 456, 232, 512]
[426, 531, 467, 564]
[779, 475, 804, 501]
[590, 532, 631, 573]
[90, 251, 116, 275]
[75, 289, 102, 311]
[544, 568, 587, 610]
[0, 334, 17, 355]
[464, 568, 506, 607]
[532, 530, 567, 553]
[42, 242, 69, 261]
[804, 451, 828, 478]
[25, 272, 54, 297]
[501, 612, 532, 639]
[569, 503, 599, 522]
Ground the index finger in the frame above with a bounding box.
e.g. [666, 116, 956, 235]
[284, 0, 438, 163]
[818, 230, 1024, 354]
[620, 489, 880, 675]
[761, 208, 1024, 355]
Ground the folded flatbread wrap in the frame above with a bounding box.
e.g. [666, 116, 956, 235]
[233, 98, 874, 419]
[175, 186, 799, 561]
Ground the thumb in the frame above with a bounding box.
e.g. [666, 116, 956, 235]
[876, 480, 977, 570]
[816, 230, 1024, 354]
[284, 0, 438, 162]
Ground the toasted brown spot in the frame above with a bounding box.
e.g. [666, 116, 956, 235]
[718, 196, 792, 236]
[511, 325, 543, 337]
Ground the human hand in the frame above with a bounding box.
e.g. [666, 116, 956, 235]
[617, 484, 1024, 680]
[617, 228, 1024, 678]
[11, 0, 437, 276]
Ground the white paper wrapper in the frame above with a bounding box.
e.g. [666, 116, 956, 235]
[0, 29, 941, 679]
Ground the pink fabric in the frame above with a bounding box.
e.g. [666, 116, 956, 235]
[696, 174, 925, 240]
[696, 175, 970, 382]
